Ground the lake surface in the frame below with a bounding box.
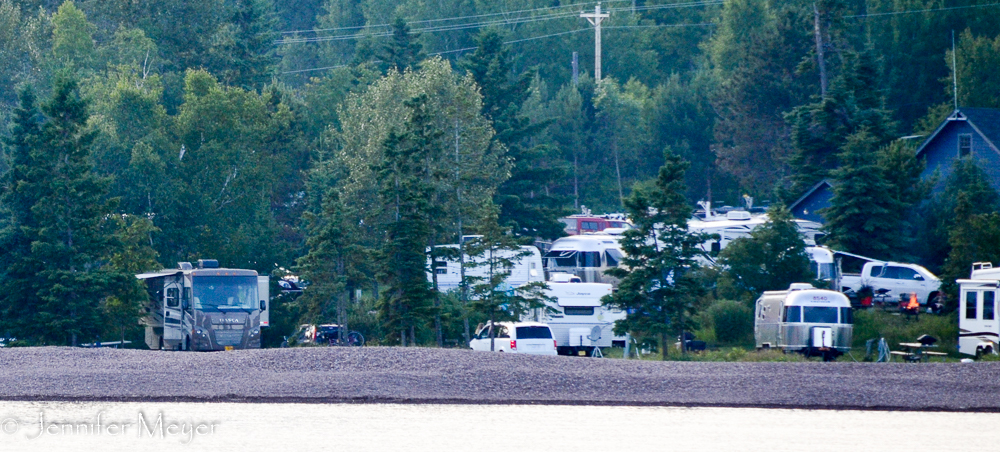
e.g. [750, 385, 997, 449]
[0, 401, 993, 451]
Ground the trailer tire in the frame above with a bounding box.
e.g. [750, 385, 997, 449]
[185, 336, 191, 351]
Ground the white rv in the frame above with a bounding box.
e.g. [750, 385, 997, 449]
[429, 244, 544, 292]
[523, 276, 626, 355]
[958, 262, 1000, 357]
[688, 210, 824, 256]
[754, 284, 853, 360]
[542, 234, 624, 286]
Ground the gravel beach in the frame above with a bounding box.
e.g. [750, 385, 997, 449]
[0, 347, 997, 411]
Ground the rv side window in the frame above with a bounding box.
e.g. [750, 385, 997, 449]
[579, 251, 601, 267]
[605, 250, 621, 267]
[564, 306, 596, 316]
[966, 291, 979, 320]
[803, 306, 838, 323]
[783, 306, 801, 322]
[984, 291, 996, 321]
[839, 307, 853, 324]
[166, 288, 179, 307]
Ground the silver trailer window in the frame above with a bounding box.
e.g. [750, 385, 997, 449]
[839, 307, 853, 324]
[783, 306, 800, 322]
[985, 292, 996, 321]
[803, 306, 838, 323]
[564, 306, 596, 316]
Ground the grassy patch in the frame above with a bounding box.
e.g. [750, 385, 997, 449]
[852, 309, 958, 357]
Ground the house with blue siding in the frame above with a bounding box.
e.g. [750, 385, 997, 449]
[915, 108, 1000, 193]
[789, 179, 835, 224]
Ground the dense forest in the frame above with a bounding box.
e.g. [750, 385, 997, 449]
[1, 0, 1000, 347]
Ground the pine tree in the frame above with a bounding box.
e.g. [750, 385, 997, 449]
[380, 18, 425, 74]
[603, 151, 708, 359]
[460, 29, 570, 240]
[374, 94, 439, 346]
[1, 75, 122, 345]
[0, 86, 44, 340]
[822, 129, 901, 259]
[719, 205, 812, 300]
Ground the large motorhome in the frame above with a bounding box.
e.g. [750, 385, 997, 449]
[541, 234, 624, 286]
[429, 243, 544, 292]
[688, 210, 824, 256]
[559, 213, 631, 235]
[137, 259, 269, 351]
[523, 275, 626, 355]
[958, 262, 1000, 356]
[754, 284, 853, 360]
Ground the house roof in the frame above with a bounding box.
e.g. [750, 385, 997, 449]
[915, 107, 1000, 157]
[788, 179, 835, 212]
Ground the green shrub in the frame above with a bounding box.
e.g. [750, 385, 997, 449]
[708, 300, 753, 345]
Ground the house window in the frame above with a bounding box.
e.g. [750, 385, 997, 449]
[958, 134, 972, 157]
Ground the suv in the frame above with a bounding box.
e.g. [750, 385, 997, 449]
[288, 324, 364, 347]
[469, 322, 557, 355]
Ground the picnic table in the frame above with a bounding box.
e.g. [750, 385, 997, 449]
[890, 342, 948, 363]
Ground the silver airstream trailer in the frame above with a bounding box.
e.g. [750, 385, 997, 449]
[754, 283, 853, 359]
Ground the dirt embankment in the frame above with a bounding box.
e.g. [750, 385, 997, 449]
[0, 347, 997, 411]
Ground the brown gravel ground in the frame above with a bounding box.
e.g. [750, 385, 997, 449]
[0, 347, 996, 411]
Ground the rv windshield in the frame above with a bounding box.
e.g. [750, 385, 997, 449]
[544, 250, 577, 267]
[192, 276, 258, 311]
[803, 306, 838, 324]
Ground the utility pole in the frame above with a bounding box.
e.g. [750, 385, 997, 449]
[581, 3, 610, 83]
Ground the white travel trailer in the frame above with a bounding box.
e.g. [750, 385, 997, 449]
[524, 275, 626, 355]
[754, 284, 853, 360]
[429, 244, 544, 292]
[958, 262, 1000, 356]
[542, 234, 624, 286]
[688, 210, 824, 256]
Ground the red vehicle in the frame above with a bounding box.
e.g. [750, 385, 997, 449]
[559, 214, 630, 235]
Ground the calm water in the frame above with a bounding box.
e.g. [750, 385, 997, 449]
[0, 401, 994, 451]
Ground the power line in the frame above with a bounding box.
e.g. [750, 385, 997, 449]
[278, 0, 632, 35]
[276, 0, 725, 44]
[845, 2, 1000, 19]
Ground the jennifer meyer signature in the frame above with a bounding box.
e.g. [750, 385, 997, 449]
[0, 411, 219, 444]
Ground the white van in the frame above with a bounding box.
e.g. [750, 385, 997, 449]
[469, 322, 557, 356]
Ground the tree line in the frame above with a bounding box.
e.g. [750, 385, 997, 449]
[1, 0, 999, 347]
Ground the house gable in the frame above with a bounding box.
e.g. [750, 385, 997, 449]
[789, 179, 834, 224]
[915, 108, 1000, 194]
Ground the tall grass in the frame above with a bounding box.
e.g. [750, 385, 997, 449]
[852, 309, 959, 355]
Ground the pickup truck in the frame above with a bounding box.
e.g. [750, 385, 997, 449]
[840, 261, 942, 305]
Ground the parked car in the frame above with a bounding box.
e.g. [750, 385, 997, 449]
[841, 261, 941, 305]
[287, 324, 364, 347]
[469, 321, 557, 355]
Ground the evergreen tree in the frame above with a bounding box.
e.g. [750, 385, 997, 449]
[207, 0, 279, 91]
[939, 194, 1000, 310]
[919, 158, 1000, 272]
[0, 75, 122, 345]
[297, 186, 368, 342]
[380, 18, 424, 74]
[603, 151, 708, 359]
[784, 50, 897, 198]
[374, 94, 438, 346]
[823, 129, 903, 259]
[718, 205, 812, 301]
[0, 86, 44, 341]
[461, 29, 570, 240]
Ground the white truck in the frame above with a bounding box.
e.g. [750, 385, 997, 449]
[523, 274, 626, 355]
[840, 261, 942, 306]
